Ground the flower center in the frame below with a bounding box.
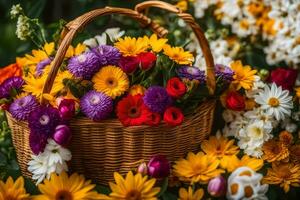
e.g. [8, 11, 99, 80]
[268, 97, 280, 107]
[230, 183, 239, 195]
[39, 115, 50, 125]
[77, 54, 86, 63]
[90, 95, 100, 105]
[125, 190, 141, 200]
[106, 77, 117, 88]
[171, 111, 178, 120]
[249, 126, 263, 138]
[244, 185, 254, 198]
[55, 190, 73, 200]
[4, 194, 18, 200]
[128, 106, 141, 118]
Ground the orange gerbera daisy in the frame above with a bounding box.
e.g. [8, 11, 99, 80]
[263, 162, 300, 193]
[230, 60, 257, 90]
[173, 152, 224, 184]
[262, 139, 289, 163]
[226, 155, 264, 172]
[201, 135, 239, 170]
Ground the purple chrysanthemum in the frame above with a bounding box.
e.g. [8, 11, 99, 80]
[143, 86, 172, 113]
[67, 51, 100, 79]
[215, 64, 234, 82]
[80, 90, 113, 121]
[9, 95, 39, 120]
[92, 45, 121, 66]
[36, 57, 52, 76]
[0, 76, 24, 99]
[177, 66, 206, 82]
[29, 130, 48, 154]
[28, 106, 61, 137]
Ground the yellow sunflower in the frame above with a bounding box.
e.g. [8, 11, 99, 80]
[173, 152, 224, 184]
[263, 162, 300, 193]
[201, 135, 240, 170]
[129, 84, 146, 96]
[262, 139, 289, 163]
[178, 186, 204, 200]
[163, 45, 194, 65]
[230, 60, 257, 90]
[114, 36, 149, 56]
[65, 43, 87, 58]
[52, 70, 74, 95]
[33, 172, 106, 200]
[148, 34, 168, 53]
[226, 155, 264, 172]
[295, 87, 300, 98]
[24, 42, 55, 65]
[23, 74, 48, 98]
[92, 65, 129, 99]
[108, 171, 160, 200]
[0, 176, 30, 200]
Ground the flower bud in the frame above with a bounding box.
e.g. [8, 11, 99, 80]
[53, 125, 72, 146]
[147, 155, 170, 179]
[58, 99, 75, 120]
[208, 176, 227, 197]
[137, 162, 148, 175]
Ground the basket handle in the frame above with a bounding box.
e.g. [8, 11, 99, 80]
[41, 7, 168, 104]
[135, 0, 216, 95]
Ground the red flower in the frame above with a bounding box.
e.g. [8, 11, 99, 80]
[269, 68, 298, 91]
[118, 56, 139, 74]
[146, 112, 161, 126]
[0, 63, 22, 85]
[163, 107, 184, 126]
[166, 77, 186, 99]
[117, 95, 152, 126]
[137, 52, 157, 71]
[226, 91, 245, 111]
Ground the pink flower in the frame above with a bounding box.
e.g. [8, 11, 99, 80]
[208, 176, 227, 197]
[147, 155, 170, 179]
[269, 68, 298, 91]
[58, 99, 76, 120]
[53, 125, 72, 146]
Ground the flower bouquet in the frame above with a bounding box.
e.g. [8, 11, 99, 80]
[0, 1, 232, 185]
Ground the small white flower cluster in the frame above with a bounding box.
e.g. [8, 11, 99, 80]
[223, 82, 293, 157]
[28, 139, 72, 184]
[16, 15, 32, 41]
[10, 4, 23, 19]
[194, 0, 217, 18]
[263, 0, 300, 66]
[227, 167, 268, 200]
[83, 27, 125, 48]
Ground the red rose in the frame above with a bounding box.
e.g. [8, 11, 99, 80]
[166, 77, 186, 99]
[163, 107, 184, 126]
[118, 56, 139, 74]
[137, 52, 157, 71]
[146, 112, 161, 126]
[226, 91, 245, 111]
[269, 68, 298, 91]
[116, 95, 152, 126]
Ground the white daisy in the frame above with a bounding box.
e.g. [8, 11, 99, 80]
[255, 83, 293, 121]
[27, 139, 72, 184]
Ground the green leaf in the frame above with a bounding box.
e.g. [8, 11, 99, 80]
[95, 185, 111, 195]
[0, 152, 7, 166]
[161, 191, 178, 200]
[158, 178, 169, 197]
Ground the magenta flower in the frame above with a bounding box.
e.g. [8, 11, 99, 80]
[58, 99, 76, 120]
[208, 176, 227, 197]
[147, 155, 170, 179]
[53, 125, 72, 146]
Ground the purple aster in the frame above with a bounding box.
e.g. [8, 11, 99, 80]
[92, 45, 121, 66]
[29, 130, 48, 154]
[28, 106, 61, 137]
[215, 64, 234, 82]
[80, 90, 113, 121]
[36, 57, 52, 76]
[143, 86, 172, 113]
[67, 51, 100, 79]
[9, 95, 39, 120]
[177, 66, 206, 83]
[0, 76, 24, 99]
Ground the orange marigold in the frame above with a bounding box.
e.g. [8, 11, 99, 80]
[0, 63, 22, 84]
[290, 145, 300, 165]
[279, 131, 294, 146]
[263, 162, 300, 193]
[262, 139, 289, 163]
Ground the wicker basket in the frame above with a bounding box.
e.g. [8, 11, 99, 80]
[7, 1, 216, 185]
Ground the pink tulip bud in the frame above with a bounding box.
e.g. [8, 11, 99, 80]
[137, 162, 148, 175]
[208, 176, 227, 197]
[58, 99, 75, 120]
[53, 125, 72, 146]
[147, 155, 170, 179]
